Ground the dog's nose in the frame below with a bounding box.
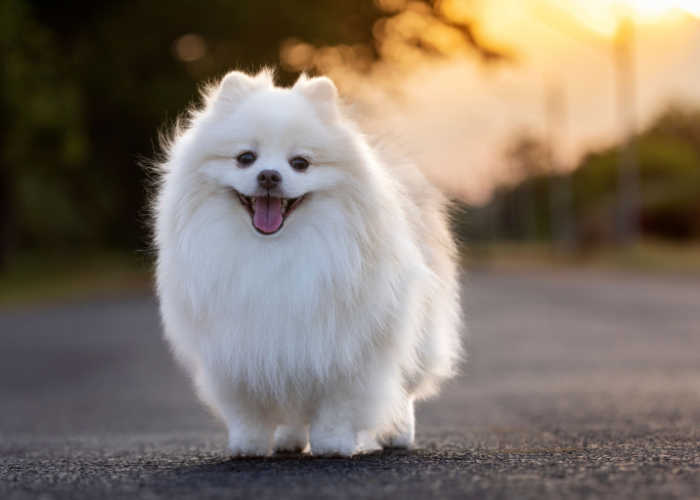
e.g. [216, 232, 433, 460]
[257, 169, 282, 190]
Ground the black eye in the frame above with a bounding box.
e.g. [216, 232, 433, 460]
[289, 156, 309, 171]
[236, 151, 257, 167]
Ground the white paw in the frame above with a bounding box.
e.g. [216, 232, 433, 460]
[380, 397, 415, 449]
[357, 430, 382, 454]
[228, 430, 272, 457]
[274, 425, 309, 453]
[310, 428, 358, 457]
[379, 430, 415, 449]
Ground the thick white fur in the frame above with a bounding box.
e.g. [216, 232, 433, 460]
[153, 69, 463, 457]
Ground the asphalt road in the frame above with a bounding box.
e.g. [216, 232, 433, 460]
[1, 270, 699, 499]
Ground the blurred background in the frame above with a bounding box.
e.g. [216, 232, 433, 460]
[1, 0, 700, 303]
[2, 4, 700, 496]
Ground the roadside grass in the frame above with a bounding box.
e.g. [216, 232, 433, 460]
[463, 240, 700, 275]
[0, 251, 153, 308]
[1, 240, 698, 308]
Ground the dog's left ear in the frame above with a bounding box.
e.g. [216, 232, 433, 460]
[209, 68, 274, 108]
[294, 75, 339, 122]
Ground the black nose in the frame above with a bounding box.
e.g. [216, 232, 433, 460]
[257, 169, 281, 190]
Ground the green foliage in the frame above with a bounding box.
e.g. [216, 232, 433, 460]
[0, 0, 385, 263]
[462, 106, 700, 245]
[1, 0, 90, 250]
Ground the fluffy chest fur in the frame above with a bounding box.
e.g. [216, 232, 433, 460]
[156, 179, 426, 401]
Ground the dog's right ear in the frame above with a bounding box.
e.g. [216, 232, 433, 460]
[210, 69, 273, 106]
[294, 75, 339, 122]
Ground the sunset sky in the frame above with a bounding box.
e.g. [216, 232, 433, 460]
[322, 0, 700, 203]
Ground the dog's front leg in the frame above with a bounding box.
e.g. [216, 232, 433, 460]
[378, 395, 415, 449]
[309, 398, 360, 457]
[225, 407, 276, 457]
[198, 374, 276, 457]
[308, 377, 387, 457]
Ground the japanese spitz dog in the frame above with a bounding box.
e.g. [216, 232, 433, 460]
[153, 69, 462, 457]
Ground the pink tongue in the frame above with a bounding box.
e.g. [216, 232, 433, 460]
[253, 196, 283, 234]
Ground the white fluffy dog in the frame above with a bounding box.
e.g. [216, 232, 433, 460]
[153, 69, 462, 457]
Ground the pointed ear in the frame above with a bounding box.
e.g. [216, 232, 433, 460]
[213, 69, 273, 105]
[294, 76, 339, 121]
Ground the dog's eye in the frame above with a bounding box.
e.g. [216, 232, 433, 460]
[289, 156, 309, 171]
[236, 151, 257, 167]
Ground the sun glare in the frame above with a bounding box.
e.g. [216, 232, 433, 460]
[625, 0, 700, 19]
[557, 0, 700, 37]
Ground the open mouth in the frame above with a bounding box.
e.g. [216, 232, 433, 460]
[235, 192, 307, 235]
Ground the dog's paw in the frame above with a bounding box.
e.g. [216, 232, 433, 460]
[273, 425, 308, 453]
[228, 432, 272, 458]
[310, 429, 358, 457]
[378, 431, 415, 450]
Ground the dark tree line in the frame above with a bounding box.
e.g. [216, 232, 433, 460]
[0, 0, 384, 266]
[458, 106, 700, 247]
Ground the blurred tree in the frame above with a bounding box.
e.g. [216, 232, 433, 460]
[465, 105, 700, 246]
[0, 0, 503, 265]
[1, 0, 89, 266]
[280, 0, 504, 75]
[0, 0, 387, 263]
[504, 135, 549, 239]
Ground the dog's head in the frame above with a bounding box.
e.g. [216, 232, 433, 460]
[183, 69, 367, 237]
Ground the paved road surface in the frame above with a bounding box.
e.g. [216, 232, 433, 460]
[1, 270, 699, 499]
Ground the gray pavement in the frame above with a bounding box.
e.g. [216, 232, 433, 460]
[1, 270, 699, 499]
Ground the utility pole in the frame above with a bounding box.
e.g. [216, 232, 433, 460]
[546, 85, 575, 252]
[614, 16, 641, 244]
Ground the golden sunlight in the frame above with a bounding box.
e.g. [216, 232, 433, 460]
[563, 0, 700, 37]
[289, 0, 700, 203]
[626, 0, 700, 19]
